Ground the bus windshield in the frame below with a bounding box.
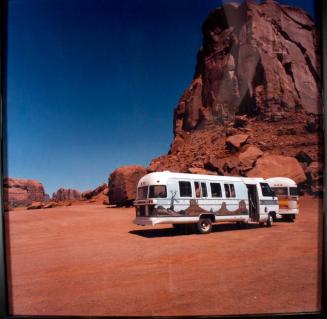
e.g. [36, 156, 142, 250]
[137, 186, 148, 199]
[260, 183, 275, 197]
[290, 187, 298, 196]
[271, 187, 288, 196]
[149, 185, 167, 198]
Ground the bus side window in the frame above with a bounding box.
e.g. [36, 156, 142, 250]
[224, 184, 236, 198]
[210, 183, 222, 197]
[224, 184, 230, 197]
[201, 182, 208, 197]
[179, 181, 192, 197]
[194, 182, 201, 198]
[230, 184, 236, 197]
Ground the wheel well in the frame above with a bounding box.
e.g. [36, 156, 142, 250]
[199, 214, 215, 222]
[269, 211, 276, 219]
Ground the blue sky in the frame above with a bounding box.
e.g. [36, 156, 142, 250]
[5, 0, 318, 195]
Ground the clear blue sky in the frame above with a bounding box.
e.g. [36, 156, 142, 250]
[5, 0, 317, 196]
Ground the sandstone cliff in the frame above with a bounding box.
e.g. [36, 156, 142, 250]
[4, 177, 46, 209]
[173, 0, 321, 137]
[148, 1, 323, 195]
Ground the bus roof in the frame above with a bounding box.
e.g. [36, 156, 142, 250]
[266, 177, 297, 187]
[137, 171, 245, 186]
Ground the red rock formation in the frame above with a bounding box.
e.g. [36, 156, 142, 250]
[173, 1, 321, 137]
[4, 177, 46, 208]
[81, 183, 108, 203]
[147, 1, 322, 195]
[108, 165, 148, 206]
[52, 188, 81, 201]
[305, 161, 323, 194]
[27, 202, 44, 210]
[226, 134, 249, 150]
[247, 155, 306, 184]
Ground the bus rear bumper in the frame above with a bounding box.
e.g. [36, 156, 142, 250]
[276, 208, 299, 218]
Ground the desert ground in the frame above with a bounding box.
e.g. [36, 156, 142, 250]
[5, 196, 322, 316]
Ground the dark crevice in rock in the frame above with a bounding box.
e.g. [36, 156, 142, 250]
[272, 20, 307, 55]
[304, 54, 321, 86]
[273, 19, 320, 90]
[280, 6, 314, 31]
[283, 62, 301, 99]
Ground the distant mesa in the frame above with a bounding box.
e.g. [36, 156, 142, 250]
[4, 177, 47, 210]
[52, 188, 81, 202]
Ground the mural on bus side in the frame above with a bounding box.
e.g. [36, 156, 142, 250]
[155, 198, 248, 217]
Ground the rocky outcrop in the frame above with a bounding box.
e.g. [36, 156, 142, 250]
[146, 1, 322, 195]
[305, 162, 323, 194]
[247, 155, 306, 184]
[108, 165, 148, 206]
[4, 177, 46, 209]
[27, 202, 44, 210]
[173, 1, 321, 137]
[52, 188, 81, 201]
[81, 183, 108, 203]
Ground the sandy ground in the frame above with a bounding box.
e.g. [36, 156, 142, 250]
[5, 196, 322, 316]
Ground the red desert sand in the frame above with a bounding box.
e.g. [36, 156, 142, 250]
[5, 196, 322, 316]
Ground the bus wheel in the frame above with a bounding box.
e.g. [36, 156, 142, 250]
[266, 214, 273, 227]
[197, 218, 212, 234]
[288, 215, 295, 223]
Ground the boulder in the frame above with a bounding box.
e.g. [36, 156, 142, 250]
[4, 177, 46, 208]
[305, 162, 323, 194]
[52, 188, 81, 201]
[81, 183, 108, 200]
[108, 165, 148, 206]
[234, 115, 249, 128]
[238, 146, 263, 171]
[43, 201, 60, 209]
[204, 156, 239, 175]
[295, 151, 313, 164]
[247, 155, 306, 184]
[27, 202, 44, 210]
[226, 134, 249, 150]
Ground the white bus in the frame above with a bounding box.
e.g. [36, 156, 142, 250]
[133, 171, 279, 234]
[266, 177, 299, 221]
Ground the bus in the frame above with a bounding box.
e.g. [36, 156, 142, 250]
[133, 171, 279, 234]
[266, 177, 299, 221]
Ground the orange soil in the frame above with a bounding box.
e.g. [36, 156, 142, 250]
[5, 196, 322, 316]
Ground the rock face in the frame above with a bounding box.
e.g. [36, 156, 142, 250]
[108, 165, 148, 206]
[146, 1, 322, 195]
[247, 155, 306, 184]
[173, 1, 321, 137]
[305, 161, 323, 194]
[4, 177, 46, 208]
[52, 188, 81, 201]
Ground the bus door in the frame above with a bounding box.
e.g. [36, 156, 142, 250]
[246, 184, 259, 222]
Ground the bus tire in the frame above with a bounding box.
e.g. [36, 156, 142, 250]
[266, 214, 273, 227]
[197, 218, 212, 234]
